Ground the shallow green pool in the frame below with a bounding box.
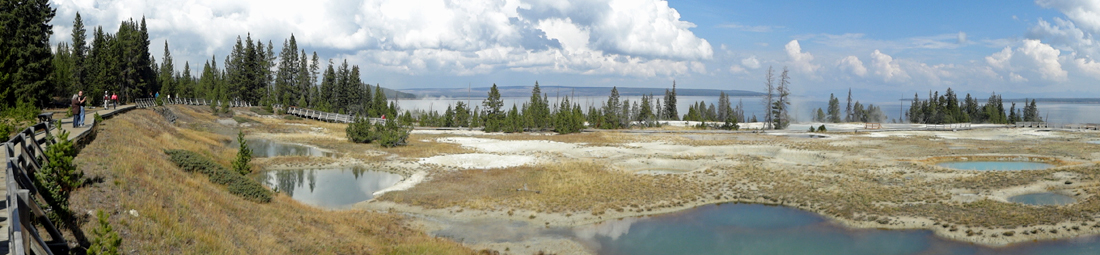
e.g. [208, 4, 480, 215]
[937, 161, 1052, 171]
[1008, 192, 1077, 206]
[262, 167, 402, 209]
[241, 138, 335, 157]
[581, 203, 1100, 255]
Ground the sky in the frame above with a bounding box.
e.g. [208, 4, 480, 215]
[46, 0, 1100, 101]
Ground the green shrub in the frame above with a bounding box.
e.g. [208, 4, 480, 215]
[35, 130, 83, 223]
[809, 126, 816, 132]
[87, 209, 121, 255]
[346, 117, 375, 143]
[347, 118, 410, 147]
[376, 119, 411, 148]
[232, 131, 252, 175]
[817, 125, 827, 132]
[0, 101, 40, 122]
[0, 122, 12, 139]
[164, 149, 272, 203]
[94, 112, 103, 125]
[227, 178, 272, 202]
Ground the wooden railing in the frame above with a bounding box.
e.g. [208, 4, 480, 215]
[137, 98, 253, 108]
[4, 123, 70, 255]
[1015, 122, 1100, 130]
[283, 106, 384, 124]
[926, 123, 972, 131]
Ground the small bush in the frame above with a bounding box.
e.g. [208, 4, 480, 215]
[94, 112, 103, 125]
[232, 131, 252, 175]
[347, 118, 410, 147]
[817, 125, 827, 132]
[36, 130, 83, 223]
[0, 122, 12, 139]
[164, 149, 272, 203]
[809, 126, 816, 132]
[1, 100, 40, 122]
[347, 118, 374, 143]
[87, 209, 122, 255]
[377, 119, 411, 147]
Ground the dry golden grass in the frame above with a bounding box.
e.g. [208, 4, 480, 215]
[380, 160, 705, 214]
[70, 109, 473, 254]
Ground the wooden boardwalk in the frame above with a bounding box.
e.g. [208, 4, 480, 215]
[1, 105, 134, 255]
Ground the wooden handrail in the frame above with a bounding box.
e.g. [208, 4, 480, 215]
[4, 122, 71, 254]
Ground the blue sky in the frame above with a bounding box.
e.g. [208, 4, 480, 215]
[48, 0, 1100, 100]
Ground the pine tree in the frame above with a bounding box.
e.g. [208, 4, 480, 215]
[845, 88, 853, 122]
[663, 81, 678, 120]
[761, 66, 775, 129]
[308, 52, 320, 107]
[318, 61, 336, 111]
[71, 12, 87, 93]
[827, 93, 841, 123]
[158, 42, 175, 96]
[604, 86, 621, 129]
[276, 35, 299, 105]
[0, 0, 56, 107]
[772, 66, 791, 129]
[483, 83, 504, 132]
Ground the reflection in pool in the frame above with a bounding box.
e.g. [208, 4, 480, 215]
[937, 161, 1052, 171]
[262, 167, 402, 209]
[1008, 192, 1077, 206]
[576, 203, 1100, 255]
[239, 138, 335, 158]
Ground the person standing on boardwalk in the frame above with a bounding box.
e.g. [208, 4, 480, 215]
[73, 90, 86, 127]
[111, 93, 118, 109]
[103, 91, 109, 109]
[71, 92, 79, 128]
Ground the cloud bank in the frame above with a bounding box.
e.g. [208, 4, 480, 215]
[50, 0, 713, 78]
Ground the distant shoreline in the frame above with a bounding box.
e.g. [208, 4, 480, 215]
[896, 98, 1100, 104]
[399, 85, 765, 98]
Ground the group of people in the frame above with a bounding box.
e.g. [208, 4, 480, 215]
[70, 90, 118, 128]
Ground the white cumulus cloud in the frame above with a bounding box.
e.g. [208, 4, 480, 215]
[983, 39, 1067, 82]
[870, 50, 908, 82]
[784, 40, 819, 74]
[49, 0, 713, 78]
[741, 56, 760, 69]
[836, 56, 867, 77]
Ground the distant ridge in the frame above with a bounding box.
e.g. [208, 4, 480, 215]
[900, 98, 1100, 104]
[1002, 98, 1100, 103]
[400, 86, 765, 99]
[381, 87, 418, 99]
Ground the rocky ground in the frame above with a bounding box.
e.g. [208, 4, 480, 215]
[236, 110, 1100, 254]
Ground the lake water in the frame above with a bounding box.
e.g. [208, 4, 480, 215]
[579, 203, 1100, 255]
[262, 167, 402, 209]
[936, 161, 1053, 171]
[1008, 193, 1077, 206]
[240, 138, 335, 158]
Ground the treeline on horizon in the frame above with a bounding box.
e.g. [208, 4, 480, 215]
[406, 81, 704, 134]
[410, 66, 801, 134]
[906, 88, 1041, 124]
[810, 89, 888, 124]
